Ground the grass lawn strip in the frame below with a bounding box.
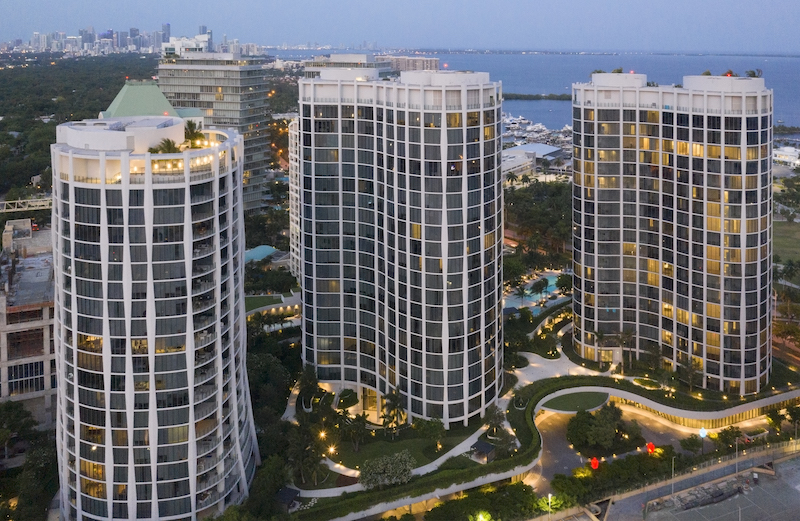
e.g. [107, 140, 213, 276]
[244, 294, 283, 312]
[542, 391, 608, 411]
[773, 221, 800, 260]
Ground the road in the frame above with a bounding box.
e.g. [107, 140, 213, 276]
[528, 404, 703, 496]
[610, 454, 800, 520]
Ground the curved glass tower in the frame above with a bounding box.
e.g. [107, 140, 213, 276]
[572, 73, 772, 394]
[52, 116, 258, 520]
[295, 69, 504, 426]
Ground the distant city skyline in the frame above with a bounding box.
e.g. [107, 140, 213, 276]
[1, 0, 800, 54]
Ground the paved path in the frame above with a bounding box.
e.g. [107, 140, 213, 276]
[293, 340, 603, 498]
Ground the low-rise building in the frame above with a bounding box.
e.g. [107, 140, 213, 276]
[774, 146, 800, 168]
[302, 54, 393, 78]
[0, 228, 55, 428]
[375, 55, 440, 71]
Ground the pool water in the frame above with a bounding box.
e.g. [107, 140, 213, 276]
[524, 275, 560, 298]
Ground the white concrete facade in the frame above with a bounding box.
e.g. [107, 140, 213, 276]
[294, 70, 504, 426]
[572, 73, 773, 395]
[52, 117, 259, 520]
[774, 146, 800, 167]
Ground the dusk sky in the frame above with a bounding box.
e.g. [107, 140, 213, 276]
[1, 0, 799, 53]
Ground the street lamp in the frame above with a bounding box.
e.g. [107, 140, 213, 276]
[548, 493, 552, 521]
[699, 427, 707, 456]
[671, 456, 676, 496]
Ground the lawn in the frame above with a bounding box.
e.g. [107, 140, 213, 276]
[331, 417, 483, 471]
[542, 391, 608, 412]
[244, 295, 283, 312]
[774, 221, 800, 261]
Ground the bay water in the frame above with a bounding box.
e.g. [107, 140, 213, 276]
[272, 50, 800, 129]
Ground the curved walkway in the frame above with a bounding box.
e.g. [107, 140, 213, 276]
[287, 301, 798, 511]
[294, 338, 605, 498]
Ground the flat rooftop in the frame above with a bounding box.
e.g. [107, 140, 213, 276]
[4, 252, 54, 308]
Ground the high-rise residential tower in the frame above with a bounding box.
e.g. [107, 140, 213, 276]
[571, 73, 772, 394]
[52, 115, 258, 520]
[158, 53, 270, 214]
[293, 69, 504, 426]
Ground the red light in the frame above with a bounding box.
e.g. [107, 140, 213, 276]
[164, 111, 168, 115]
[647, 442, 655, 454]
[443, 63, 448, 69]
[727, 74, 732, 77]
[629, 70, 634, 74]
[590, 457, 599, 470]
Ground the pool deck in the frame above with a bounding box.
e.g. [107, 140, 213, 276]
[503, 270, 567, 310]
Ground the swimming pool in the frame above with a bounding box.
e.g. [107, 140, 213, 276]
[523, 274, 560, 298]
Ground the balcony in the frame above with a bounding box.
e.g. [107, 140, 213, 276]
[192, 244, 214, 260]
[195, 331, 217, 351]
[192, 279, 215, 296]
[193, 226, 216, 241]
[195, 419, 218, 439]
[192, 262, 216, 277]
[196, 435, 221, 458]
[194, 312, 216, 331]
[196, 491, 220, 510]
[197, 469, 223, 493]
[194, 385, 215, 402]
[193, 295, 215, 313]
[194, 401, 217, 422]
[194, 365, 218, 385]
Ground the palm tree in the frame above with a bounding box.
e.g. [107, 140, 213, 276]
[514, 285, 528, 307]
[184, 120, 204, 146]
[519, 173, 531, 186]
[784, 260, 798, 282]
[594, 330, 606, 348]
[617, 329, 635, 372]
[287, 426, 322, 485]
[533, 278, 549, 303]
[541, 158, 551, 178]
[506, 172, 519, 185]
[347, 412, 369, 452]
[148, 138, 181, 154]
[380, 389, 406, 440]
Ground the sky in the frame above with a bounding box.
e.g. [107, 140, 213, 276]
[1, 0, 799, 54]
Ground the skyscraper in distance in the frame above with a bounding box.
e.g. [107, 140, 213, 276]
[292, 68, 505, 426]
[52, 106, 258, 518]
[571, 73, 772, 394]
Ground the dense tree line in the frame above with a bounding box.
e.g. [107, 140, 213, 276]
[0, 54, 299, 199]
[244, 209, 290, 251]
[505, 181, 571, 252]
[0, 401, 58, 521]
[244, 260, 296, 294]
[0, 54, 160, 194]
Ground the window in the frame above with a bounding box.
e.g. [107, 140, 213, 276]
[7, 329, 44, 359]
[8, 361, 45, 395]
